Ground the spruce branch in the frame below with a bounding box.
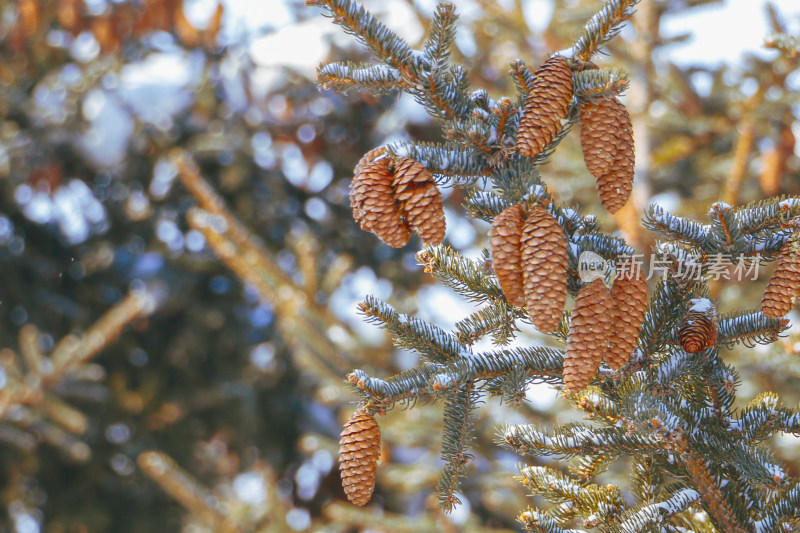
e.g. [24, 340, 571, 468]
[573, 68, 630, 101]
[615, 488, 700, 533]
[437, 381, 478, 511]
[358, 295, 465, 363]
[389, 141, 490, 182]
[517, 465, 625, 526]
[631, 455, 662, 504]
[306, 0, 413, 73]
[573, 0, 641, 62]
[643, 204, 710, 248]
[678, 446, 751, 533]
[501, 423, 663, 458]
[419, 246, 503, 304]
[717, 311, 789, 348]
[732, 392, 800, 443]
[317, 61, 401, 93]
[755, 480, 800, 532]
[517, 509, 587, 533]
[423, 3, 458, 68]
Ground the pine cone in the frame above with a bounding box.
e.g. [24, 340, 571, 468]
[350, 159, 411, 248]
[393, 158, 446, 246]
[489, 203, 527, 307]
[761, 243, 800, 318]
[564, 279, 612, 392]
[339, 409, 381, 506]
[516, 55, 574, 158]
[580, 97, 635, 214]
[678, 298, 718, 354]
[606, 262, 648, 369]
[520, 205, 568, 333]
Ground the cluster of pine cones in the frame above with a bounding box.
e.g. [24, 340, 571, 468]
[517, 55, 635, 214]
[349, 148, 445, 248]
[489, 202, 649, 392]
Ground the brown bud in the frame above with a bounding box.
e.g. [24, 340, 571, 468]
[517, 55, 574, 158]
[340, 409, 381, 506]
[489, 203, 527, 307]
[520, 205, 568, 333]
[564, 279, 612, 392]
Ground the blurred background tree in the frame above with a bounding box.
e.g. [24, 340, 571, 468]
[0, 0, 799, 532]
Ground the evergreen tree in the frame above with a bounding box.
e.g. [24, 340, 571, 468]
[310, 0, 800, 530]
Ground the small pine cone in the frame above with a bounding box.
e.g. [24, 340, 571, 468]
[350, 159, 410, 248]
[339, 409, 381, 506]
[606, 262, 648, 369]
[489, 203, 527, 307]
[516, 55, 574, 158]
[564, 279, 612, 392]
[761, 244, 800, 318]
[678, 298, 718, 354]
[393, 158, 446, 246]
[520, 205, 568, 333]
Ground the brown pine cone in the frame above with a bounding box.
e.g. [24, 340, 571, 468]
[761, 243, 800, 318]
[606, 261, 648, 369]
[564, 278, 612, 392]
[350, 159, 411, 248]
[580, 97, 635, 214]
[516, 55, 574, 158]
[340, 409, 381, 506]
[520, 205, 568, 333]
[678, 298, 718, 353]
[393, 158, 446, 246]
[489, 203, 527, 307]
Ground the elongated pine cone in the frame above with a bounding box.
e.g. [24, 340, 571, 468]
[579, 97, 634, 213]
[761, 243, 800, 318]
[516, 55, 574, 158]
[489, 203, 527, 307]
[393, 159, 446, 246]
[520, 205, 568, 332]
[350, 158, 410, 248]
[564, 279, 612, 392]
[678, 298, 718, 353]
[339, 409, 381, 506]
[606, 261, 648, 369]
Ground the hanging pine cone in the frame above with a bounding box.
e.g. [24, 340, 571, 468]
[489, 203, 527, 307]
[516, 55, 574, 158]
[564, 278, 612, 392]
[339, 408, 382, 506]
[579, 97, 635, 214]
[350, 158, 411, 248]
[520, 204, 568, 333]
[761, 242, 800, 318]
[393, 158, 446, 246]
[678, 298, 718, 353]
[606, 261, 648, 369]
